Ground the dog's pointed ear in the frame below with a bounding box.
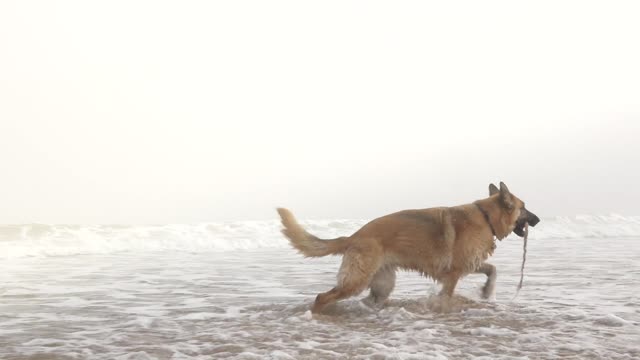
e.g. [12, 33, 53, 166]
[499, 182, 514, 208]
[489, 183, 499, 196]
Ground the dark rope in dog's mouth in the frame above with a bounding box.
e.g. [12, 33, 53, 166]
[513, 222, 529, 299]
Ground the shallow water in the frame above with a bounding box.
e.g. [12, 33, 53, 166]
[2, 232, 640, 359]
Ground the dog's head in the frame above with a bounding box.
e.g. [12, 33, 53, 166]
[489, 182, 540, 237]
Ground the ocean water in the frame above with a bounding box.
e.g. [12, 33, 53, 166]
[1, 215, 639, 359]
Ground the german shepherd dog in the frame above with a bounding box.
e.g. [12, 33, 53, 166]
[277, 182, 539, 313]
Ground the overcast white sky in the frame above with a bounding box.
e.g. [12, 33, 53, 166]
[1, 1, 639, 224]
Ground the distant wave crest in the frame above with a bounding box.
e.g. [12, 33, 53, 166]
[1, 215, 639, 259]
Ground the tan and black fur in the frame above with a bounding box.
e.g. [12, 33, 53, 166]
[277, 182, 539, 313]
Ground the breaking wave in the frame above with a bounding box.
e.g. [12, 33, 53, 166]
[1, 214, 639, 259]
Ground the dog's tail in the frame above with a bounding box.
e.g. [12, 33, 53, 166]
[277, 208, 349, 257]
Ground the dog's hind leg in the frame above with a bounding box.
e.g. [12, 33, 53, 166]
[312, 244, 383, 313]
[438, 273, 460, 297]
[364, 266, 396, 306]
[475, 262, 497, 299]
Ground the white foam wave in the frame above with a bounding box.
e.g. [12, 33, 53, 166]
[0, 219, 357, 259]
[529, 214, 640, 239]
[1, 214, 638, 259]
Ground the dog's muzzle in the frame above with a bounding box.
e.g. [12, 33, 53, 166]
[513, 208, 540, 237]
[527, 210, 540, 227]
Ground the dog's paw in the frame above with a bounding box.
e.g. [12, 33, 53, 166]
[301, 310, 313, 320]
[480, 282, 496, 300]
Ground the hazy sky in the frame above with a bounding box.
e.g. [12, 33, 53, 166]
[1, 1, 639, 224]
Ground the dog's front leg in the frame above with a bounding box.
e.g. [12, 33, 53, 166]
[475, 262, 496, 299]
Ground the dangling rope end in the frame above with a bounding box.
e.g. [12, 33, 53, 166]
[512, 222, 529, 300]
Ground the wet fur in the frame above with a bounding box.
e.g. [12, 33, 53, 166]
[277, 182, 527, 313]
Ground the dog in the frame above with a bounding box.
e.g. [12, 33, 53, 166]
[277, 182, 540, 313]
